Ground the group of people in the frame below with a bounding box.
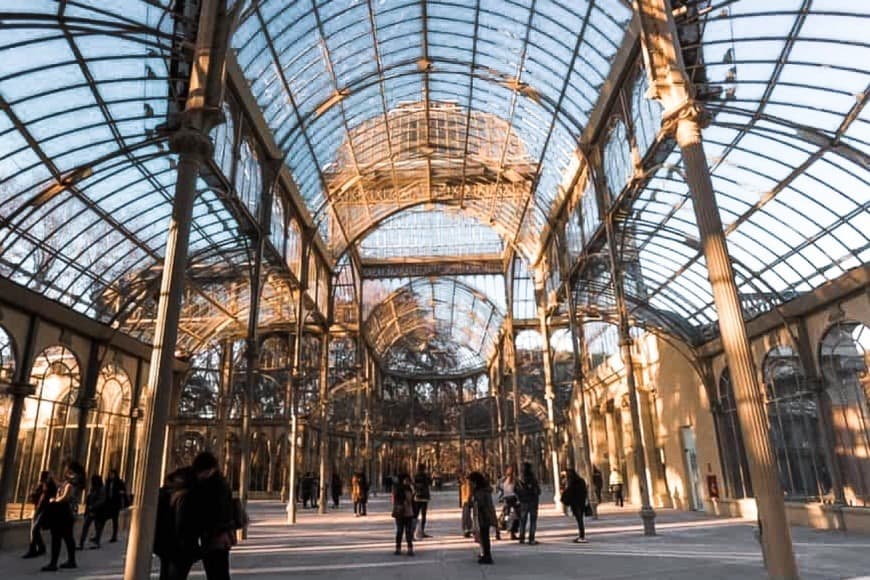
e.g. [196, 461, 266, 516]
[389, 463, 433, 556]
[154, 451, 241, 580]
[23, 462, 128, 572]
[455, 463, 596, 564]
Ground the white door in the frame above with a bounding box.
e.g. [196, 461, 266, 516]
[681, 426, 705, 511]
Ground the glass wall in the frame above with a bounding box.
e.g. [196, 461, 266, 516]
[820, 321, 870, 506]
[714, 369, 753, 499]
[762, 346, 829, 499]
[0, 325, 16, 495]
[84, 364, 133, 479]
[11, 346, 81, 519]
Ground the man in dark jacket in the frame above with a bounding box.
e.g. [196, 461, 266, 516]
[104, 468, 127, 543]
[156, 453, 236, 580]
[188, 452, 235, 579]
[412, 463, 432, 538]
[516, 462, 541, 545]
[561, 469, 589, 543]
[330, 472, 342, 508]
[155, 467, 195, 580]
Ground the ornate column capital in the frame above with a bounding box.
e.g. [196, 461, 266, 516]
[660, 99, 710, 137]
[168, 124, 214, 164]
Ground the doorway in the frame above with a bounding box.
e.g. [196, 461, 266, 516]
[681, 426, 705, 511]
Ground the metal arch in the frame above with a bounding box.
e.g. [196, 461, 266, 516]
[233, 0, 632, 260]
[363, 276, 506, 375]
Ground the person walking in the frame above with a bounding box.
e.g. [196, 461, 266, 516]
[154, 467, 195, 580]
[301, 473, 313, 509]
[609, 468, 624, 507]
[468, 471, 497, 565]
[41, 461, 85, 572]
[391, 473, 415, 556]
[352, 471, 369, 516]
[413, 463, 432, 539]
[23, 471, 56, 559]
[103, 468, 127, 543]
[516, 462, 541, 545]
[562, 468, 589, 543]
[187, 451, 236, 579]
[592, 466, 603, 504]
[157, 453, 237, 580]
[459, 472, 473, 538]
[78, 474, 108, 550]
[331, 472, 342, 508]
[496, 465, 519, 540]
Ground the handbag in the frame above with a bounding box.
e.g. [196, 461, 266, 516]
[583, 500, 593, 517]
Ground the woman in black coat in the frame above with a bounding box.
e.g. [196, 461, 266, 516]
[468, 471, 497, 564]
[561, 469, 589, 543]
[23, 470, 56, 558]
[78, 474, 107, 549]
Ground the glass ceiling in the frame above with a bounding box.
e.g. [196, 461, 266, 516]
[571, 1, 870, 343]
[358, 204, 504, 260]
[233, 0, 633, 260]
[0, 1, 297, 352]
[0, 1, 866, 374]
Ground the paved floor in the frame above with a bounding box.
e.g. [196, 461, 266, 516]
[2, 490, 868, 579]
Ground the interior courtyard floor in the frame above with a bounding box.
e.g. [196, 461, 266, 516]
[2, 491, 868, 579]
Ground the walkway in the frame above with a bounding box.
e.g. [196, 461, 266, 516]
[2, 491, 868, 579]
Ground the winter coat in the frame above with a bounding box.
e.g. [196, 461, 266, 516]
[561, 477, 588, 510]
[516, 473, 541, 504]
[351, 473, 369, 502]
[105, 476, 127, 512]
[391, 484, 414, 519]
[188, 473, 236, 552]
[84, 484, 108, 520]
[413, 472, 431, 502]
[471, 488, 498, 530]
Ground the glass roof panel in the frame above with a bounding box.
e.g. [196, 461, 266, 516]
[234, 0, 632, 263]
[358, 205, 504, 260]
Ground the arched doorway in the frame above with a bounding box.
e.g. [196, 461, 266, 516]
[12, 345, 81, 519]
[820, 321, 870, 506]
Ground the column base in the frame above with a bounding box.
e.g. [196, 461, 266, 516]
[640, 505, 657, 536]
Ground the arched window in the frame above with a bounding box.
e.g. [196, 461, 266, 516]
[210, 102, 236, 179]
[631, 70, 662, 158]
[603, 119, 633, 199]
[250, 433, 271, 492]
[713, 368, 752, 499]
[0, 326, 16, 488]
[762, 346, 829, 498]
[0, 325, 14, 381]
[173, 431, 205, 471]
[287, 219, 303, 277]
[236, 139, 261, 218]
[83, 363, 133, 483]
[297, 334, 321, 416]
[179, 345, 221, 420]
[252, 374, 285, 419]
[820, 321, 870, 506]
[271, 194, 286, 256]
[12, 345, 81, 519]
